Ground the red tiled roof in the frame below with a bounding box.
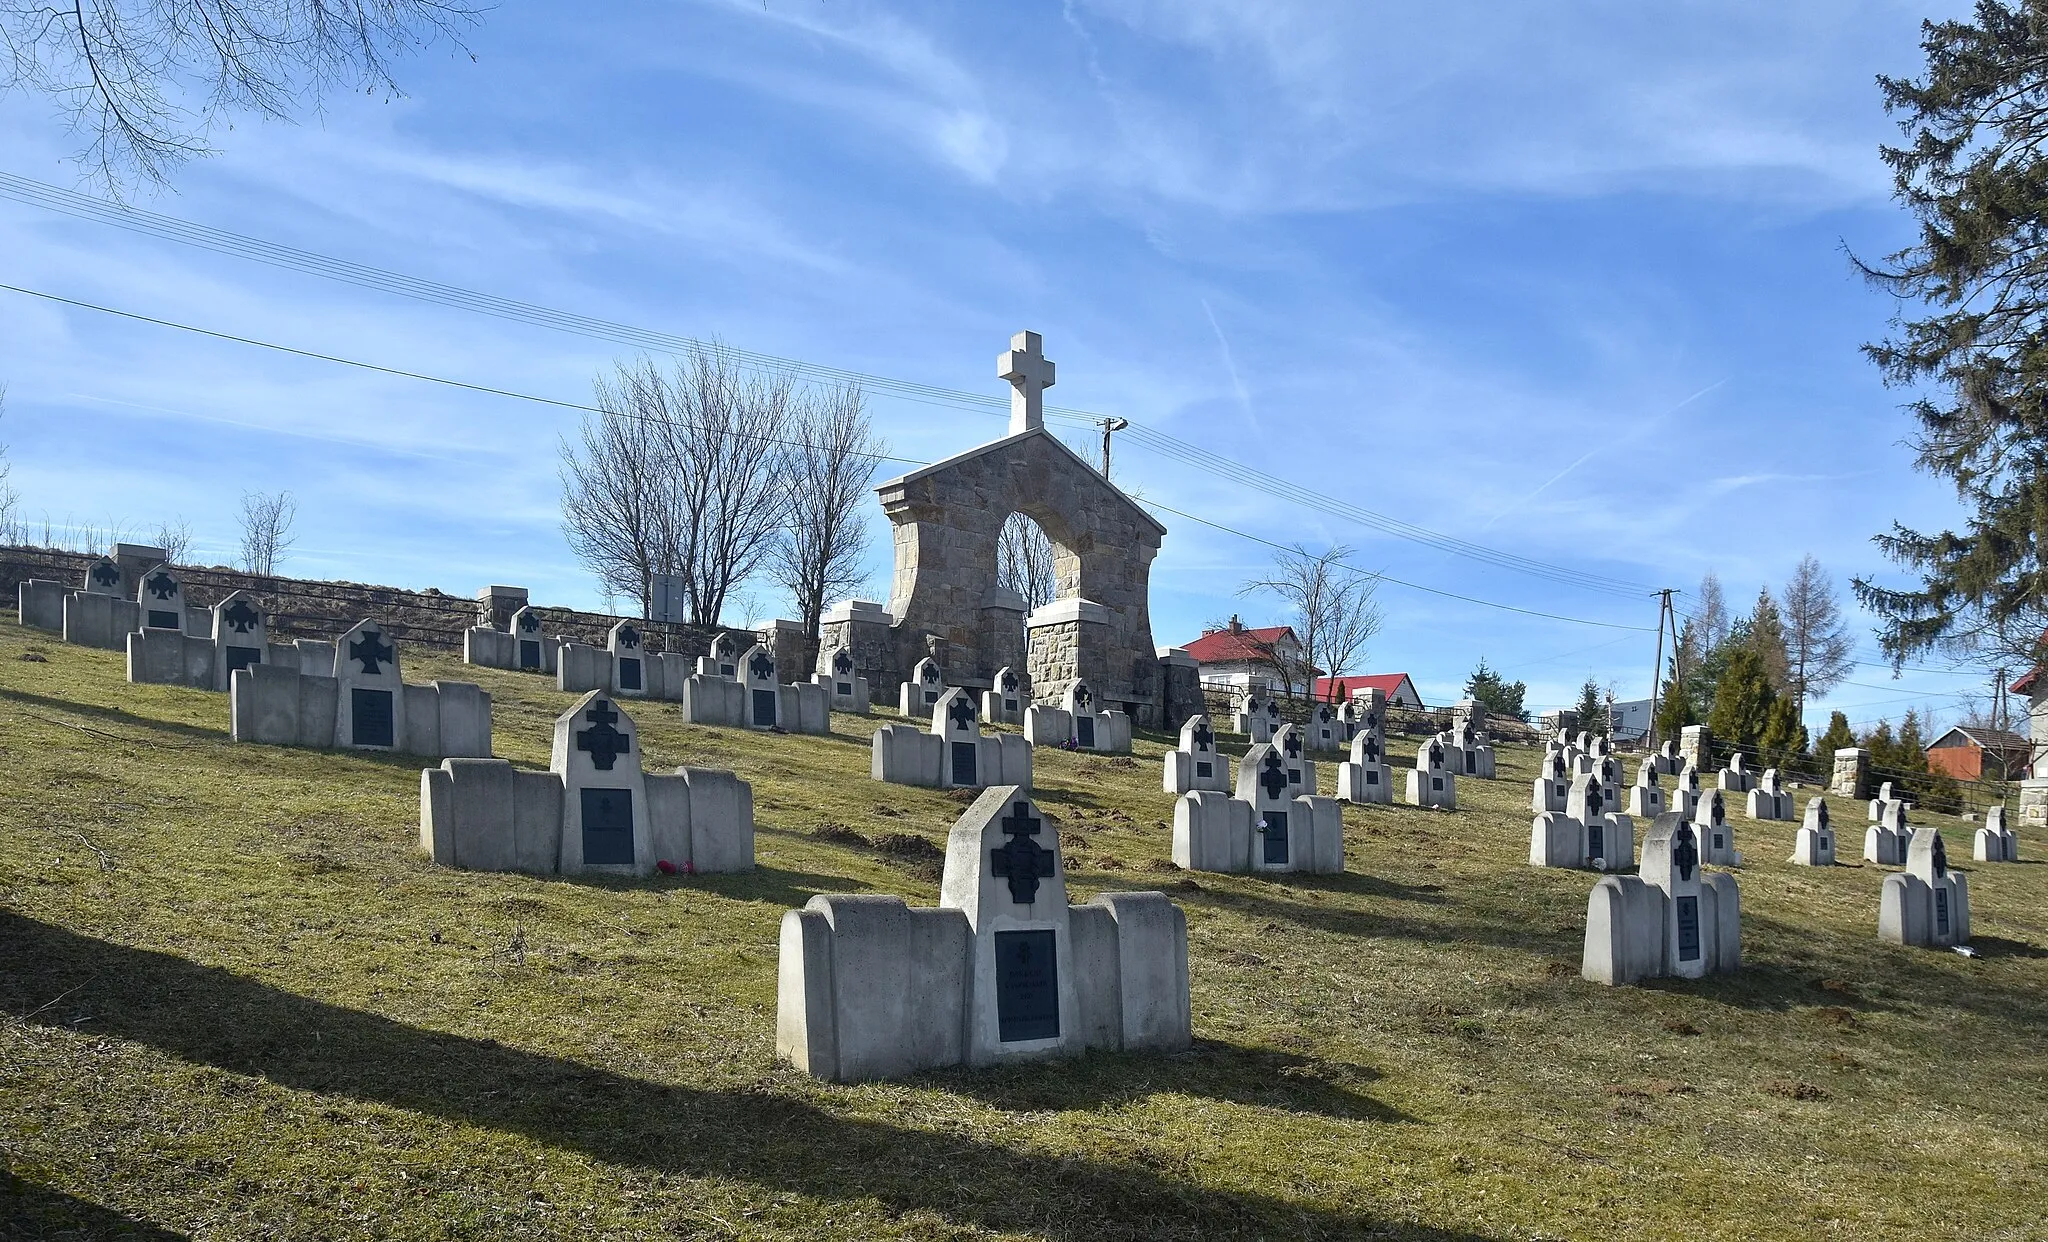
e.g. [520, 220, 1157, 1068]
[1314, 673, 1419, 704]
[1182, 625, 1297, 665]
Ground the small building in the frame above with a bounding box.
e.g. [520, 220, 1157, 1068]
[1313, 673, 1425, 710]
[1182, 617, 1314, 696]
[1927, 725, 2032, 782]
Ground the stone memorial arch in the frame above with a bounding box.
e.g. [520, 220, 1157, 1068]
[819, 331, 1195, 727]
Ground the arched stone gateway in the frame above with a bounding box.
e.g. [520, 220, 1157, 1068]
[818, 331, 1201, 728]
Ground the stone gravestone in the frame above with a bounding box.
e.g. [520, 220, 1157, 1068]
[1336, 706, 1392, 805]
[1653, 738, 1684, 776]
[1163, 714, 1229, 795]
[511, 607, 555, 673]
[1309, 702, 1343, 754]
[813, 646, 870, 715]
[777, 786, 1192, 1081]
[1975, 805, 2020, 862]
[696, 631, 749, 681]
[1582, 810, 1741, 986]
[1747, 767, 1794, 822]
[212, 591, 272, 686]
[899, 656, 946, 716]
[1693, 788, 1740, 866]
[1023, 678, 1132, 753]
[1626, 758, 1666, 819]
[136, 564, 188, 633]
[1864, 800, 1910, 866]
[1668, 763, 1702, 820]
[1530, 747, 1572, 814]
[1880, 826, 1971, 949]
[608, 620, 653, 698]
[1867, 780, 1901, 824]
[554, 692, 648, 875]
[1232, 692, 1278, 744]
[58, 554, 142, 650]
[743, 644, 784, 729]
[1789, 796, 1835, 867]
[1531, 771, 1635, 871]
[1447, 721, 1496, 780]
[1405, 736, 1457, 810]
[1273, 722, 1317, 796]
[1172, 744, 1343, 874]
[872, 687, 1032, 791]
[982, 666, 1027, 727]
[230, 619, 493, 759]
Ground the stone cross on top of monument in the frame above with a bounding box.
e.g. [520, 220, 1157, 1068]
[999, 330, 1055, 435]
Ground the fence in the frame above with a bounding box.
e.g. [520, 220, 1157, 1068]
[0, 545, 725, 660]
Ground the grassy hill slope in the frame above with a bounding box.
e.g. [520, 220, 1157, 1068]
[2, 618, 2044, 1240]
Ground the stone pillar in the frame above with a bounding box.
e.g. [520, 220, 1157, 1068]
[2018, 778, 2048, 828]
[112, 541, 171, 583]
[1157, 646, 1202, 730]
[817, 599, 894, 704]
[1026, 598, 1109, 713]
[1680, 725, 1713, 773]
[1539, 709, 1578, 737]
[1831, 747, 1870, 800]
[475, 585, 529, 631]
[978, 585, 1028, 691]
[759, 619, 806, 679]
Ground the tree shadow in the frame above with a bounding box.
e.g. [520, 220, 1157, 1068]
[934, 1039, 1412, 1123]
[0, 913, 1494, 1241]
[1167, 882, 1552, 954]
[541, 864, 873, 907]
[0, 1168, 190, 1241]
[0, 686, 226, 746]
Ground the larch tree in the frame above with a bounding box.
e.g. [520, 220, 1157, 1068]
[1780, 555, 1856, 717]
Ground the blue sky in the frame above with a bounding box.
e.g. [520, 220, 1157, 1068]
[0, 0, 1995, 731]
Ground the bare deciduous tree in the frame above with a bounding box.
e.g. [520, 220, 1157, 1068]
[560, 359, 683, 618]
[997, 513, 1058, 613]
[664, 346, 792, 627]
[1239, 543, 1383, 702]
[152, 516, 193, 564]
[769, 382, 883, 665]
[0, 0, 479, 193]
[237, 490, 295, 576]
[0, 385, 19, 546]
[1779, 554, 1855, 716]
[1694, 571, 1730, 651]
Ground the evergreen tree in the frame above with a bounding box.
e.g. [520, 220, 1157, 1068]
[1897, 709, 1929, 780]
[1857, 6, 2048, 670]
[1746, 586, 1792, 693]
[1758, 696, 1810, 776]
[1818, 711, 1858, 757]
[1863, 720, 1898, 774]
[1574, 677, 1608, 736]
[1708, 646, 1777, 751]
[1654, 672, 1693, 739]
[1463, 658, 1529, 722]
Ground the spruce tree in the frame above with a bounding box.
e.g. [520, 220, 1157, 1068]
[1574, 677, 1608, 736]
[1864, 720, 1898, 775]
[1708, 647, 1777, 751]
[1463, 658, 1529, 722]
[1746, 586, 1792, 693]
[1818, 711, 1858, 757]
[1654, 677, 1693, 739]
[1758, 696, 1809, 776]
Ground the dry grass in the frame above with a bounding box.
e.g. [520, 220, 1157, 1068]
[2, 617, 2047, 1239]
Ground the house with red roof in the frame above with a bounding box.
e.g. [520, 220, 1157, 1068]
[1181, 616, 1313, 695]
[1313, 672, 1426, 710]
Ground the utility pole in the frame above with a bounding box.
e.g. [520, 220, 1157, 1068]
[1096, 417, 1128, 477]
[1647, 588, 1675, 748]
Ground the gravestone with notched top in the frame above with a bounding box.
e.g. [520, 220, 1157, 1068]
[1718, 752, 1756, 794]
[1405, 735, 1458, 810]
[1163, 713, 1229, 794]
[1880, 826, 1971, 948]
[229, 618, 492, 759]
[462, 605, 558, 674]
[777, 786, 1191, 1081]
[1023, 678, 1132, 753]
[1172, 742, 1343, 875]
[1273, 722, 1317, 795]
[981, 665, 1027, 726]
[53, 555, 142, 649]
[1336, 698, 1392, 805]
[898, 656, 947, 716]
[1975, 804, 2019, 862]
[1668, 763, 1702, 820]
[1693, 788, 1740, 866]
[1626, 757, 1666, 819]
[1865, 799, 1910, 866]
[812, 646, 870, 715]
[1309, 702, 1343, 753]
[872, 686, 1032, 790]
[1789, 796, 1836, 866]
[1531, 771, 1635, 870]
[697, 631, 749, 681]
[136, 564, 188, 634]
[1530, 746, 1572, 814]
[1583, 810, 1742, 986]
[1231, 692, 1278, 743]
[421, 689, 753, 877]
[1747, 767, 1794, 821]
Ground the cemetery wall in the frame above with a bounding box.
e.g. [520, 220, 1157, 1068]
[0, 546, 720, 657]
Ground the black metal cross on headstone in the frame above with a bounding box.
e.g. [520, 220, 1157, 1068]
[145, 571, 177, 600]
[1932, 832, 1948, 877]
[90, 560, 120, 588]
[576, 700, 632, 771]
[1709, 791, 1724, 824]
[1427, 739, 1443, 769]
[1259, 750, 1288, 800]
[1073, 684, 1092, 710]
[1002, 669, 1018, 692]
[1816, 801, 1829, 829]
[348, 630, 395, 675]
[990, 801, 1055, 904]
[949, 694, 977, 731]
[748, 651, 775, 681]
[1282, 730, 1302, 759]
[222, 599, 260, 634]
[518, 611, 540, 633]
[1362, 736, 1381, 763]
[616, 625, 641, 650]
[1673, 823, 1699, 882]
[1265, 700, 1281, 719]
[1192, 721, 1214, 752]
[1585, 778, 1603, 815]
[834, 650, 853, 674]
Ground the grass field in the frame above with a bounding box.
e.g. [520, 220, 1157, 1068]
[3, 616, 2045, 1241]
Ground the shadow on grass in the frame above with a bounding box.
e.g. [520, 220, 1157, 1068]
[0, 686, 227, 747]
[0, 913, 1494, 1241]
[0, 1168, 190, 1241]
[543, 864, 874, 907]
[933, 1039, 1411, 1123]
[1166, 880, 1555, 954]
[1966, 935, 2048, 959]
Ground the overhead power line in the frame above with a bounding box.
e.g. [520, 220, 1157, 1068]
[0, 170, 1660, 602]
[0, 280, 1661, 636]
